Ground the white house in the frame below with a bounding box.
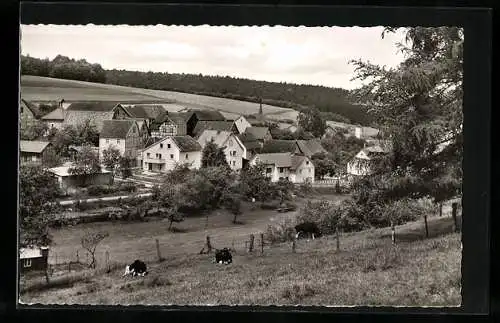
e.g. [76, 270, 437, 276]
[197, 130, 246, 171]
[41, 107, 66, 131]
[347, 144, 390, 176]
[140, 136, 202, 173]
[99, 120, 144, 162]
[48, 165, 113, 194]
[249, 152, 315, 183]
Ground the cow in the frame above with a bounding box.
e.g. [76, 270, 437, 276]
[122, 259, 148, 277]
[295, 222, 321, 240]
[213, 248, 232, 265]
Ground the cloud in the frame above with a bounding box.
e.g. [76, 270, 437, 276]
[20, 25, 407, 89]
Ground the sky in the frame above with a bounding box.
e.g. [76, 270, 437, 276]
[20, 25, 407, 90]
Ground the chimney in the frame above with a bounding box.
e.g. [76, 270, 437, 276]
[259, 97, 263, 116]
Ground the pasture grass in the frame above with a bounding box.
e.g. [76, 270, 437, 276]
[20, 212, 462, 306]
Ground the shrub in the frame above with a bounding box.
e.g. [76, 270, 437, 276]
[119, 182, 137, 193]
[87, 185, 115, 196]
[266, 217, 296, 244]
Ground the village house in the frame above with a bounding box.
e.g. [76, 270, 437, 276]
[347, 144, 390, 177]
[243, 126, 273, 143]
[63, 101, 123, 132]
[249, 152, 315, 183]
[261, 139, 327, 158]
[98, 120, 144, 162]
[41, 101, 66, 131]
[226, 115, 252, 134]
[193, 120, 237, 138]
[19, 246, 49, 274]
[48, 165, 113, 194]
[237, 132, 262, 166]
[20, 99, 43, 127]
[186, 110, 226, 137]
[139, 136, 202, 173]
[197, 130, 247, 171]
[114, 104, 166, 129]
[19, 140, 54, 165]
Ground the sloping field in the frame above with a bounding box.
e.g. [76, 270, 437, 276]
[21, 75, 295, 117]
[20, 214, 462, 306]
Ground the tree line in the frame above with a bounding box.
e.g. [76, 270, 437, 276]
[20, 54, 373, 125]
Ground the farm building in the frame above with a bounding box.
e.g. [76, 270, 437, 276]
[19, 246, 49, 274]
[63, 101, 123, 132]
[150, 111, 179, 138]
[186, 110, 226, 137]
[261, 139, 300, 155]
[114, 104, 166, 128]
[99, 120, 144, 161]
[139, 135, 202, 173]
[19, 140, 54, 165]
[347, 144, 391, 177]
[296, 139, 328, 157]
[197, 130, 247, 171]
[48, 165, 113, 194]
[244, 126, 272, 143]
[237, 132, 262, 162]
[193, 120, 237, 138]
[20, 99, 43, 122]
[226, 115, 252, 134]
[41, 105, 66, 131]
[249, 152, 315, 183]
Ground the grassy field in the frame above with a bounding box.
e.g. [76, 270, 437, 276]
[19, 195, 461, 307]
[21, 75, 294, 117]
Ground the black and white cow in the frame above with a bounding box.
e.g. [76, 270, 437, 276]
[213, 248, 232, 265]
[122, 259, 148, 277]
[295, 222, 321, 240]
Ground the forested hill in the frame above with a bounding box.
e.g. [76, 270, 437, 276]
[21, 55, 373, 125]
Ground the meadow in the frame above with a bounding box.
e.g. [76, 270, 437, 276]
[19, 195, 461, 307]
[21, 75, 295, 117]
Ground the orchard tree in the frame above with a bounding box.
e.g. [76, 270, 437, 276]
[68, 145, 101, 186]
[19, 165, 61, 247]
[119, 157, 135, 179]
[311, 152, 338, 179]
[349, 27, 463, 209]
[201, 140, 229, 168]
[81, 231, 109, 269]
[297, 106, 327, 138]
[240, 162, 273, 201]
[102, 146, 122, 179]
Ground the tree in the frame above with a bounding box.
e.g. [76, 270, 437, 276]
[239, 162, 273, 201]
[20, 119, 48, 141]
[311, 152, 338, 179]
[41, 147, 62, 168]
[349, 27, 463, 207]
[201, 140, 229, 168]
[76, 118, 99, 146]
[68, 145, 101, 186]
[102, 146, 122, 179]
[81, 231, 109, 269]
[222, 180, 244, 224]
[297, 106, 327, 138]
[119, 157, 135, 179]
[19, 165, 61, 247]
[51, 125, 79, 156]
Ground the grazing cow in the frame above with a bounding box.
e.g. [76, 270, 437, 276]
[213, 248, 232, 265]
[122, 259, 148, 277]
[295, 222, 321, 240]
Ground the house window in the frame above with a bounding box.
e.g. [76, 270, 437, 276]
[170, 154, 174, 159]
[160, 144, 163, 148]
[266, 168, 272, 173]
[23, 259, 32, 268]
[147, 153, 150, 157]
[117, 139, 121, 144]
[232, 161, 236, 166]
[158, 154, 162, 159]
[309, 169, 311, 173]
[306, 161, 309, 165]
[232, 150, 236, 156]
[167, 144, 171, 148]
[106, 139, 109, 144]
[185, 154, 189, 159]
[299, 170, 302, 174]
[279, 167, 284, 173]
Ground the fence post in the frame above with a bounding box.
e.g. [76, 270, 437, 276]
[248, 234, 254, 253]
[232, 239, 235, 253]
[452, 202, 459, 232]
[260, 233, 264, 254]
[155, 239, 163, 262]
[76, 250, 79, 263]
[292, 236, 296, 253]
[199, 235, 213, 254]
[336, 226, 340, 251]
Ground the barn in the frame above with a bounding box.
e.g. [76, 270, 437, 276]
[19, 246, 49, 274]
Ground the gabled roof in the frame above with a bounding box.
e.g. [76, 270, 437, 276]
[20, 246, 48, 259]
[21, 99, 44, 119]
[67, 102, 121, 112]
[172, 136, 202, 152]
[100, 120, 137, 139]
[197, 130, 233, 148]
[191, 109, 226, 121]
[245, 126, 270, 140]
[20, 140, 52, 153]
[193, 121, 234, 137]
[41, 107, 65, 121]
[291, 155, 309, 170]
[123, 104, 166, 119]
[237, 132, 261, 151]
[261, 139, 298, 154]
[252, 152, 293, 168]
[296, 139, 327, 157]
[63, 110, 115, 132]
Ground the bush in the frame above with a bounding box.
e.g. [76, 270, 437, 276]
[87, 185, 115, 196]
[119, 182, 137, 193]
[266, 217, 296, 244]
